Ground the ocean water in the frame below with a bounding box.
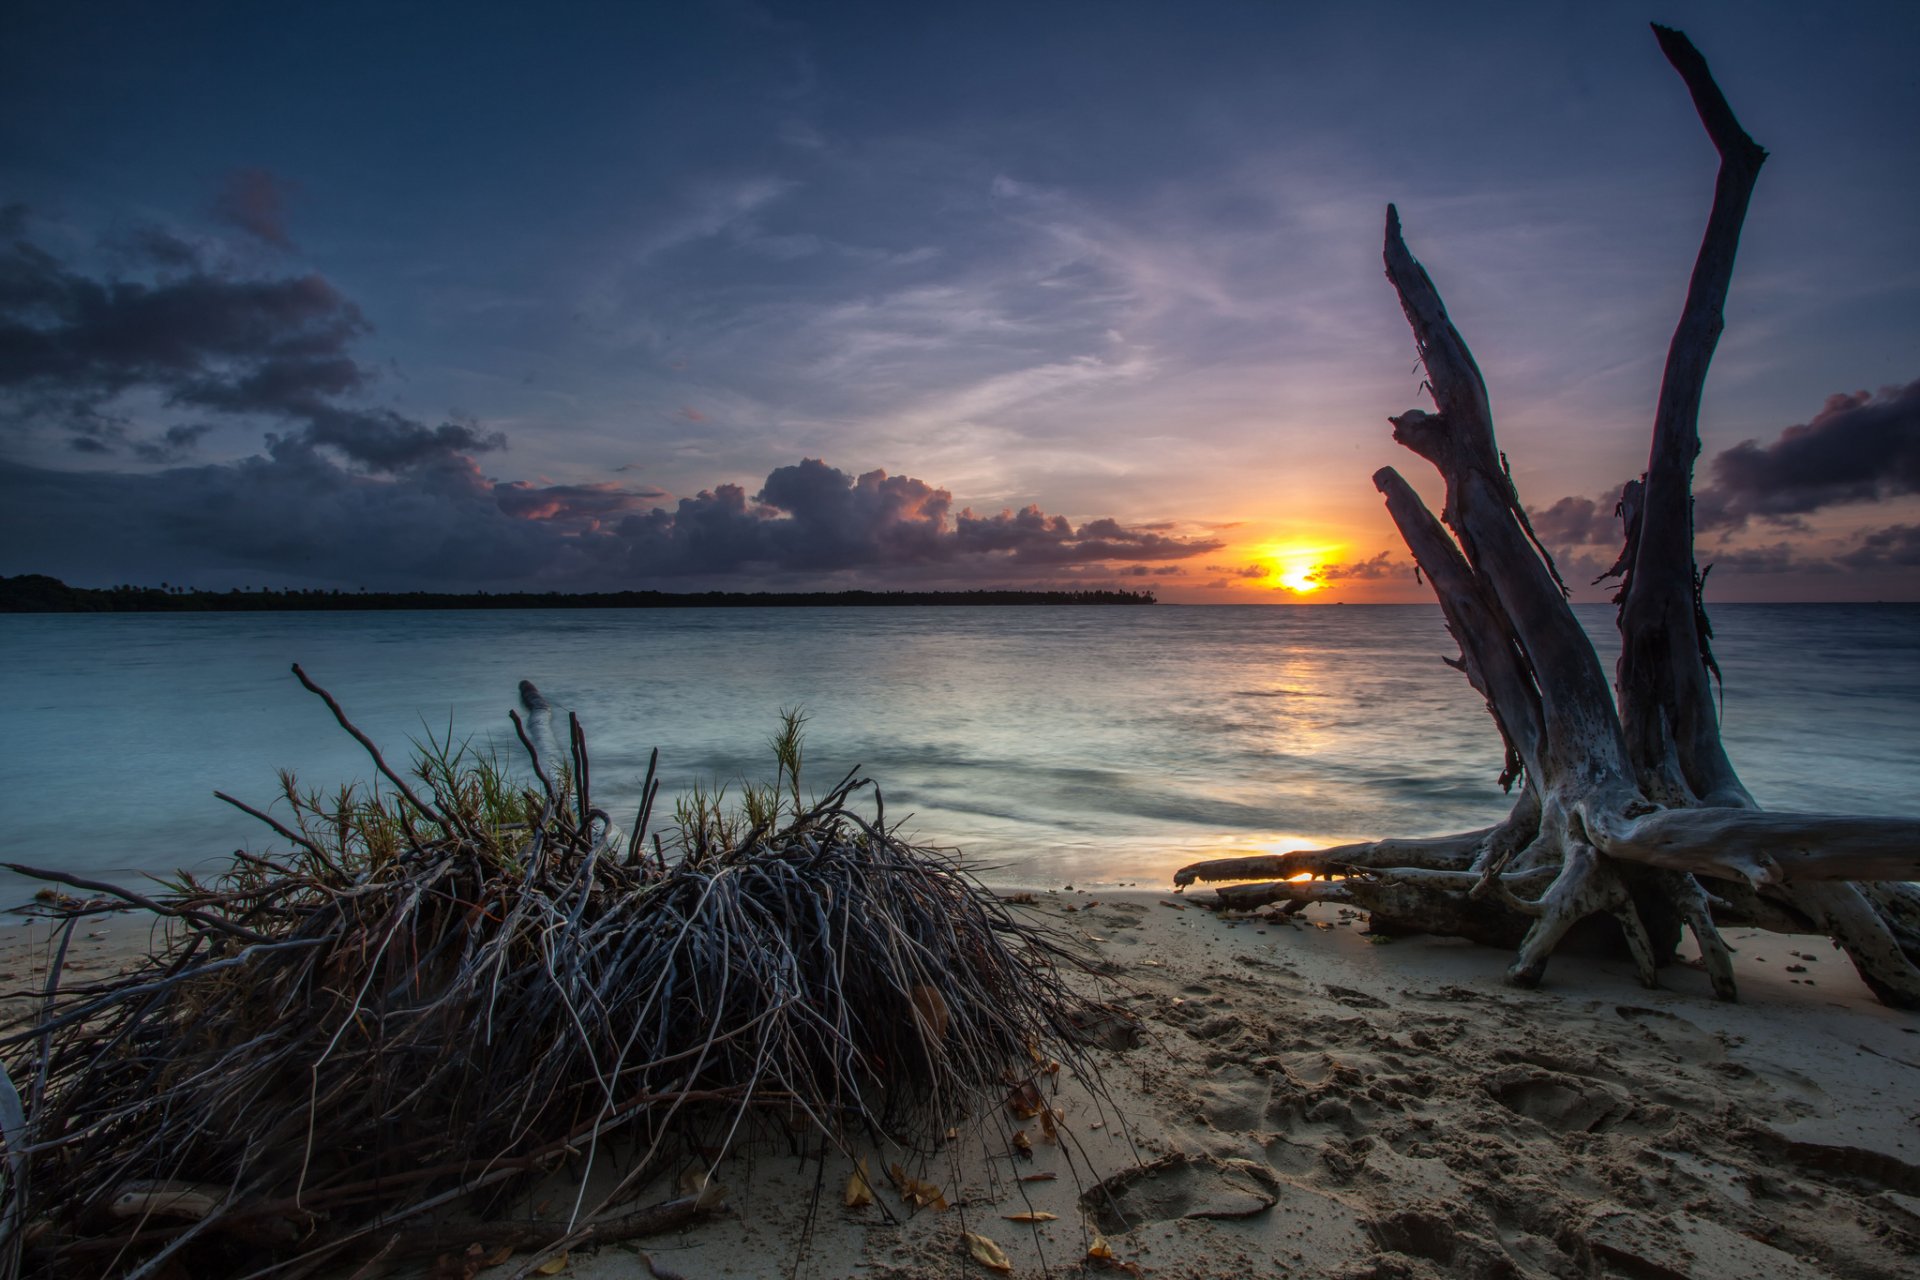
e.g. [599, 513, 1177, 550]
[1, 604, 1915, 896]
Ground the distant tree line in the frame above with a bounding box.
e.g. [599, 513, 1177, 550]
[0, 574, 1157, 612]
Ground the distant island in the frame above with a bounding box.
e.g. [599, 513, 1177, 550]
[0, 574, 1156, 612]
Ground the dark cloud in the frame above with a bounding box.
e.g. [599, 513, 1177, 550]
[1701, 542, 1802, 574]
[1526, 494, 1619, 547]
[952, 508, 1214, 565]
[1697, 379, 1920, 530]
[290, 408, 506, 472]
[605, 459, 1218, 580]
[132, 423, 213, 464]
[1310, 550, 1404, 582]
[212, 168, 297, 249]
[0, 221, 494, 474]
[1520, 381, 1920, 585]
[493, 479, 653, 525]
[1837, 523, 1920, 570]
[120, 224, 203, 271]
[0, 205, 1219, 591]
[0, 231, 366, 401]
[0, 451, 1219, 591]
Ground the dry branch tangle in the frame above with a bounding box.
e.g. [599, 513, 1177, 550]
[1176, 24, 1920, 1008]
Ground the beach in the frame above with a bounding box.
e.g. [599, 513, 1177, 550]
[10, 889, 1916, 1279]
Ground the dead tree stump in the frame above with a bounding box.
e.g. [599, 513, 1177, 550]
[1175, 24, 1920, 1008]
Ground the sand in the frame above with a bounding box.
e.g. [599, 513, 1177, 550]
[5, 889, 1917, 1278]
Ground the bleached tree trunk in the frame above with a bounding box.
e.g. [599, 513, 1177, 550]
[1176, 25, 1920, 1007]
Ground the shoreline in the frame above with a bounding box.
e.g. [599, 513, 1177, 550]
[6, 889, 1916, 1277]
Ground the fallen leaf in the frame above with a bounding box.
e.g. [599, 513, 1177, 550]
[845, 1158, 875, 1208]
[1088, 1235, 1116, 1260]
[480, 1243, 514, 1266]
[1039, 1107, 1059, 1142]
[910, 983, 950, 1042]
[964, 1232, 1013, 1273]
[887, 1163, 949, 1211]
[1003, 1211, 1057, 1222]
[1011, 1130, 1033, 1159]
[533, 1253, 569, 1276]
[1018, 1171, 1058, 1182]
[1007, 1081, 1045, 1119]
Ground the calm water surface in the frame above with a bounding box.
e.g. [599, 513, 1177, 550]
[2, 605, 1915, 895]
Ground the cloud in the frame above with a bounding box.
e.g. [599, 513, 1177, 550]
[1526, 494, 1618, 547]
[0, 204, 1221, 591]
[0, 218, 495, 473]
[1836, 523, 1920, 570]
[0, 451, 1221, 591]
[0, 228, 365, 399]
[212, 168, 297, 249]
[606, 458, 1219, 581]
[1309, 550, 1405, 582]
[133, 423, 213, 464]
[1697, 379, 1920, 530]
[1519, 381, 1920, 587]
[1701, 542, 1803, 575]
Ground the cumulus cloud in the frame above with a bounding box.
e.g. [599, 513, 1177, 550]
[1526, 494, 1619, 548]
[0, 450, 1220, 591]
[1520, 380, 1920, 586]
[1697, 380, 1920, 530]
[602, 459, 1220, 582]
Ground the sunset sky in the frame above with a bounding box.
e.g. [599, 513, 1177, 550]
[3, 0, 1916, 602]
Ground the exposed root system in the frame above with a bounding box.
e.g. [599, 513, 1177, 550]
[1, 670, 1106, 1278]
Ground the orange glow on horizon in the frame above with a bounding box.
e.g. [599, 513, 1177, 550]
[1252, 542, 1343, 596]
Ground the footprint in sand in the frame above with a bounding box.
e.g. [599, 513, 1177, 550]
[1081, 1152, 1282, 1233]
[1483, 1065, 1631, 1134]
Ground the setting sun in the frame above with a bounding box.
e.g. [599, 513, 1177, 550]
[1255, 543, 1342, 595]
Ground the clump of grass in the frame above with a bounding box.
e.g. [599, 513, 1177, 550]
[0, 667, 1107, 1278]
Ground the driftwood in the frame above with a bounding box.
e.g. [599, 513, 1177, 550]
[1176, 24, 1920, 1008]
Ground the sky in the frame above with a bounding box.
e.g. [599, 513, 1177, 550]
[2, 0, 1916, 602]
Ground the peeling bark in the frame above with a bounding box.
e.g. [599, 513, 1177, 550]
[1176, 25, 1920, 1008]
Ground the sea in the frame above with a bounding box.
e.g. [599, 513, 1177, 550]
[1, 604, 1915, 899]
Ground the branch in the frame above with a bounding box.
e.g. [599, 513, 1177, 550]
[1376, 467, 1543, 786]
[1382, 211, 1633, 788]
[1174, 827, 1492, 887]
[1584, 807, 1920, 885]
[1617, 25, 1767, 809]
